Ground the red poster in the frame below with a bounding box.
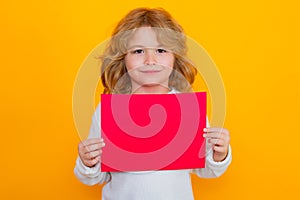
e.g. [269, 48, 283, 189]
[101, 92, 206, 172]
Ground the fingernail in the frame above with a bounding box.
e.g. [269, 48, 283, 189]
[203, 128, 207, 132]
[203, 134, 207, 138]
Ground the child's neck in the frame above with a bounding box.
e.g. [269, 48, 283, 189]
[132, 85, 170, 94]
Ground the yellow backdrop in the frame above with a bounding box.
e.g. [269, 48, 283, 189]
[1, 0, 299, 199]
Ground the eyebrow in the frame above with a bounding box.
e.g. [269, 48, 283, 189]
[127, 45, 164, 49]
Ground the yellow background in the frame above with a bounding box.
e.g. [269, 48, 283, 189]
[1, 0, 299, 199]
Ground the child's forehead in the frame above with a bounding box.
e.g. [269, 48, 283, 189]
[127, 27, 160, 47]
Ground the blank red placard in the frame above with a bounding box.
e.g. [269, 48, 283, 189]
[101, 92, 206, 172]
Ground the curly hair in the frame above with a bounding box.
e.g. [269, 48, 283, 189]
[101, 7, 197, 94]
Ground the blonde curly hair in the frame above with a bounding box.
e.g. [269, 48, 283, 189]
[101, 7, 197, 94]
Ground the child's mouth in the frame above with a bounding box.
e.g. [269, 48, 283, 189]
[140, 70, 162, 74]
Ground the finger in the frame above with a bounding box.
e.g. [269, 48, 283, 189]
[82, 138, 103, 146]
[83, 149, 102, 160]
[79, 139, 103, 153]
[85, 142, 105, 153]
[79, 141, 105, 154]
[83, 156, 100, 167]
[203, 132, 226, 139]
[204, 128, 229, 135]
[78, 138, 101, 151]
[208, 138, 225, 146]
[213, 145, 227, 153]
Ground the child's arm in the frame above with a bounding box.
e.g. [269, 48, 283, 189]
[74, 104, 110, 185]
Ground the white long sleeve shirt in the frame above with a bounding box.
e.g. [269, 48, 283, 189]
[74, 91, 232, 200]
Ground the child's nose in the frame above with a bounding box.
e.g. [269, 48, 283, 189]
[144, 51, 157, 65]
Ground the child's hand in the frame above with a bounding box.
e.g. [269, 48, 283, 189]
[203, 128, 230, 162]
[78, 138, 106, 167]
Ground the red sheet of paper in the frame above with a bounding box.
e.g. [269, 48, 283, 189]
[101, 92, 206, 172]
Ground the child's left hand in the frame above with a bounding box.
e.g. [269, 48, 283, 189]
[203, 127, 230, 162]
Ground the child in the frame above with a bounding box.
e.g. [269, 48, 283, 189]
[74, 7, 232, 200]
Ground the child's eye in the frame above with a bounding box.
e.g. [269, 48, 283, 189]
[156, 48, 167, 53]
[132, 49, 144, 54]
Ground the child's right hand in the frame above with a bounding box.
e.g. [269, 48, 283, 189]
[78, 138, 105, 168]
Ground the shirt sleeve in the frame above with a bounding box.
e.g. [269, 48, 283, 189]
[74, 104, 111, 185]
[191, 117, 232, 178]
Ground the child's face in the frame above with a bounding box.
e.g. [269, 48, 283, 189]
[125, 27, 175, 90]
